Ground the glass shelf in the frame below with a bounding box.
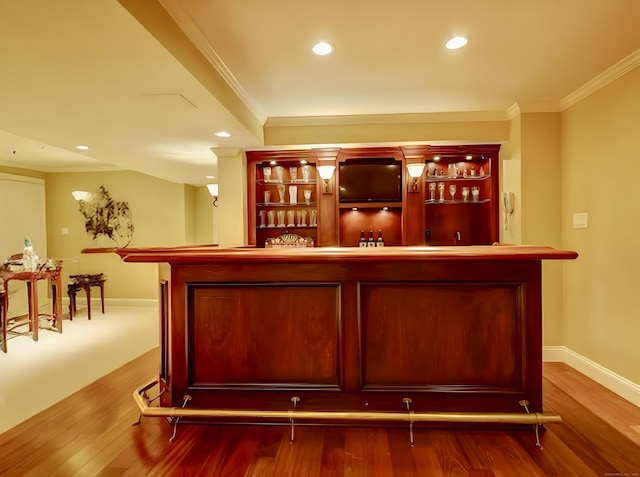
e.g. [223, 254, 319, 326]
[257, 225, 317, 229]
[257, 202, 317, 207]
[425, 175, 490, 182]
[257, 180, 317, 186]
[425, 199, 491, 205]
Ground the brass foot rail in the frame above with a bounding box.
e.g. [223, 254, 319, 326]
[133, 380, 561, 447]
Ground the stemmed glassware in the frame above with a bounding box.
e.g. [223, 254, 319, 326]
[429, 183, 436, 201]
[262, 166, 271, 182]
[304, 189, 312, 205]
[438, 182, 445, 202]
[449, 184, 457, 201]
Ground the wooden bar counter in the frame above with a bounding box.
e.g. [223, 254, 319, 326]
[117, 245, 577, 426]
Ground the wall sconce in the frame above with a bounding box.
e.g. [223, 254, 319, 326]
[71, 190, 90, 201]
[406, 163, 426, 192]
[316, 165, 336, 194]
[207, 183, 219, 207]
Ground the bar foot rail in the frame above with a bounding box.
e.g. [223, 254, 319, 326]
[133, 380, 561, 447]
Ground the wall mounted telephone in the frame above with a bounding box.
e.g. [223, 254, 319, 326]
[503, 192, 515, 214]
[503, 192, 515, 231]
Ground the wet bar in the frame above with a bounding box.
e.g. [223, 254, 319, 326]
[118, 244, 577, 426]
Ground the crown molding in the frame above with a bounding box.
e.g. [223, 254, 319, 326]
[561, 49, 640, 110]
[159, 0, 266, 122]
[265, 110, 510, 128]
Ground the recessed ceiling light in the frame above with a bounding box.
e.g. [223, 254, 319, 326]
[76, 145, 89, 150]
[205, 175, 215, 179]
[445, 36, 468, 50]
[312, 41, 334, 56]
[214, 131, 231, 138]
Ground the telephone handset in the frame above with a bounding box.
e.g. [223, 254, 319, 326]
[503, 192, 515, 231]
[503, 192, 515, 214]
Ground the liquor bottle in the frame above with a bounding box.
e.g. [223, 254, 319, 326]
[376, 229, 384, 247]
[359, 230, 367, 247]
[367, 229, 375, 247]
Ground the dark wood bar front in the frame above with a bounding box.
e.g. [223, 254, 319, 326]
[118, 245, 577, 427]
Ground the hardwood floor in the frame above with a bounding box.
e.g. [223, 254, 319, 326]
[1, 348, 639, 476]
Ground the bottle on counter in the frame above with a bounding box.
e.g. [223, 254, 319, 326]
[359, 230, 367, 247]
[23, 236, 38, 271]
[368, 229, 375, 247]
[376, 229, 385, 247]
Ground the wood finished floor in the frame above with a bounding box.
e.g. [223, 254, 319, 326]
[1, 348, 639, 476]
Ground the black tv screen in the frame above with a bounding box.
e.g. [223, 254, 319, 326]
[338, 160, 402, 203]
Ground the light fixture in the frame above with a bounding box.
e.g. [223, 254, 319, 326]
[214, 131, 231, 138]
[71, 190, 90, 201]
[207, 183, 219, 207]
[406, 163, 426, 192]
[312, 41, 334, 56]
[316, 165, 336, 194]
[75, 145, 89, 150]
[445, 36, 468, 50]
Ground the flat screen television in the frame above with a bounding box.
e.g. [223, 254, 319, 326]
[338, 160, 402, 203]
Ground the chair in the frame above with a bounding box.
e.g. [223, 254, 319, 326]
[68, 273, 107, 320]
[265, 232, 314, 248]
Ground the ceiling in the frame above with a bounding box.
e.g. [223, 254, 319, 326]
[1, 0, 639, 186]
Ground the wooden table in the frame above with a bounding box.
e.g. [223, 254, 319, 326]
[0, 265, 63, 350]
[117, 244, 578, 426]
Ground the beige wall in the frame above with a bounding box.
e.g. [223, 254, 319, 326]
[520, 113, 564, 346]
[217, 151, 247, 247]
[561, 66, 640, 383]
[44, 170, 213, 299]
[501, 114, 522, 245]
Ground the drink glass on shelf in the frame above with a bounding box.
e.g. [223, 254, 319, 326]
[289, 166, 298, 182]
[462, 187, 470, 202]
[471, 187, 480, 202]
[304, 189, 312, 205]
[275, 167, 283, 182]
[267, 210, 276, 227]
[263, 166, 271, 182]
[289, 185, 298, 204]
[264, 191, 271, 204]
[449, 184, 457, 201]
[429, 182, 436, 201]
[301, 165, 311, 182]
[277, 184, 285, 203]
[438, 182, 445, 201]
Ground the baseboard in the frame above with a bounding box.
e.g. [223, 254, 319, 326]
[62, 297, 158, 309]
[544, 345, 640, 407]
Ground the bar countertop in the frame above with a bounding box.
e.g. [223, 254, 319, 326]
[114, 244, 578, 264]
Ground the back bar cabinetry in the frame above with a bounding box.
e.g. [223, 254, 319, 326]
[246, 145, 500, 247]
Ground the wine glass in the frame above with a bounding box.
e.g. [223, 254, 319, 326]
[449, 184, 457, 201]
[428, 183, 436, 201]
[262, 166, 271, 182]
[437, 182, 445, 201]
